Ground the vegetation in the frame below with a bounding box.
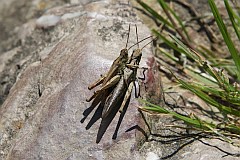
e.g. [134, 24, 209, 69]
[137, 0, 240, 146]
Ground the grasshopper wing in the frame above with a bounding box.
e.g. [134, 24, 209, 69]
[96, 77, 128, 143]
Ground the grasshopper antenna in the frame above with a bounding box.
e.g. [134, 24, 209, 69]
[127, 35, 153, 51]
[135, 24, 139, 48]
[125, 24, 130, 49]
[140, 37, 158, 50]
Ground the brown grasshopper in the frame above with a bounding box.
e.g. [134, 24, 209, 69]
[82, 25, 151, 125]
[96, 26, 156, 143]
[81, 25, 130, 125]
[85, 25, 152, 106]
[86, 25, 130, 102]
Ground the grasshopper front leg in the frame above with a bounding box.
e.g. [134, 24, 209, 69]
[126, 64, 139, 69]
[86, 75, 121, 102]
[134, 67, 148, 97]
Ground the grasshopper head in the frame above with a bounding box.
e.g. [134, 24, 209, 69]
[120, 48, 128, 62]
[130, 48, 142, 65]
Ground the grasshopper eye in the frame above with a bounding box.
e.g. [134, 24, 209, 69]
[120, 49, 127, 54]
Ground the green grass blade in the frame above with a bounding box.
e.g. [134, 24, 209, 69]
[208, 0, 240, 79]
[225, 124, 240, 135]
[153, 30, 186, 55]
[139, 99, 169, 114]
[167, 65, 240, 115]
[157, 47, 179, 62]
[169, 34, 198, 60]
[170, 34, 237, 91]
[141, 100, 215, 130]
[186, 67, 219, 86]
[224, 0, 240, 40]
[136, 0, 173, 28]
[157, 0, 190, 41]
[174, 74, 240, 117]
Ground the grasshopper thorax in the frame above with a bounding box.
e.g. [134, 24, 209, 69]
[129, 48, 142, 65]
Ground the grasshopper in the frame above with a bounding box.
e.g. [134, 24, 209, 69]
[82, 25, 131, 125]
[82, 25, 151, 125]
[86, 25, 130, 102]
[96, 26, 155, 143]
[85, 25, 152, 107]
[86, 26, 151, 103]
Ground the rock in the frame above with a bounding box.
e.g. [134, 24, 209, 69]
[146, 152, 160, 160]
[36, 15, 61, 29]
[0, 0, 153, 159]
[181, 138, 240, 160]
[1, 0, 240, 160]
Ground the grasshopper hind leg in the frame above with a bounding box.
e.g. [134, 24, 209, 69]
[88, 74, 105, 90]
[86, 75, 121, 102]
[111, 82, 133, 140]
[112, 89, 132, 140]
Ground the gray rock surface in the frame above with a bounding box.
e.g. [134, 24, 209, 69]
[0, 0, 152, 159]
[0, 0, 240, 160]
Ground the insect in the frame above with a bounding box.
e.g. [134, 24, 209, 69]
[96, 26, 155, 143]
[81, 24, 155, 143]
[81, 25, 132, 125]
[86, 26, 152, 103]
[83, 25, 151, 124]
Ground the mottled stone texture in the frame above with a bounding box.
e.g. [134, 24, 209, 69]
[0, 1, 152, 159]
[1, 0, 240, 160]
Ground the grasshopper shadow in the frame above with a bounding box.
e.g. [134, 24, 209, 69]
[96, 91, 130, 143]
[112, 95, 131, 140]
[81, 91, 109, 128]
[81, 90, 132, 143]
